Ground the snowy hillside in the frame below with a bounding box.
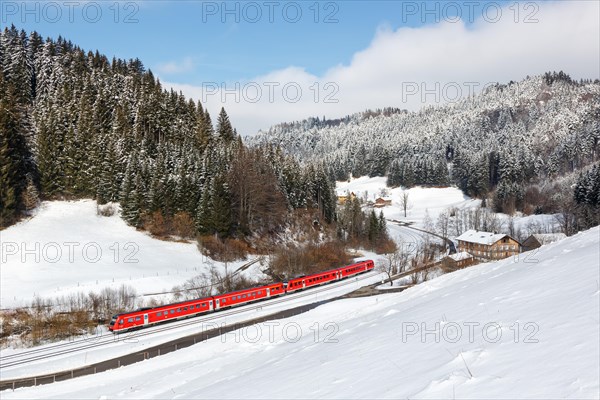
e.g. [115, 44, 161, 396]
[336, 177, 560, 243]
[4, 227, 598, 399]
[249, 74, 600, 193]
[0, 200, 264, 309]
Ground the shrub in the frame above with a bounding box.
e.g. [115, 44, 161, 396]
[97, 203, 116, 217]
[143, 210, 169, 237]
[269, 241, 353, 279]
[173, 212, 196, 239]
[197, 235, 251, 262]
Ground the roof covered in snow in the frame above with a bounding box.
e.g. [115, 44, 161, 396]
[447, 251, 473, 261]
[456, 230, 509, 245]
[531, 233, 567, 244]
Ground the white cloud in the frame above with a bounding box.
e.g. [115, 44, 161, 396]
[164, 1, 600, 135]
[156, 56, 195, 74]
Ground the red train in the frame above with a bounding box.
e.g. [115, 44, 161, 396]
[108, 260, 374, 333]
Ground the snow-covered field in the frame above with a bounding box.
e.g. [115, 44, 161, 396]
[4, 226, 598, 399]
[337, 176, 476, 223]
[0, 200, 265, 309]
[337, 177, 561, 245]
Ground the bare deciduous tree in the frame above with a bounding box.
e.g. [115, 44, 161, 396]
[228, 147, 288, 235]
[401, 191, 410, 218]
[436, 210, 450, 239]
[378, 244, 411, 286]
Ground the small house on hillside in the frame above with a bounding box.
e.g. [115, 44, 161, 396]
[456, 230, 520, 260]
[337, 192, 356, 205]
[521, 233, 566, 252]
[374, 197, 392, 208]
[440, 252, 475, 272]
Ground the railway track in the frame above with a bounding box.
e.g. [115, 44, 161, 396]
[0, 270, 379, 372]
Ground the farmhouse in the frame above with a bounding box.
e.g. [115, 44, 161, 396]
[456, 230, 520, 260]
[337, 192, 357, 205]
[373, 197, 392, 208]
[440, 251, 476, 272]
[521, 233, 567, 252]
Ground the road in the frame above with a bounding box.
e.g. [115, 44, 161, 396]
[386, 219, 454, 253]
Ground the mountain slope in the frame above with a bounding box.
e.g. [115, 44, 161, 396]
[249, 73, 600, 197]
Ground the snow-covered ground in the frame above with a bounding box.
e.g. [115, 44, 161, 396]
[4, 226, 598, 399]
[338, 176, 476, 222]
[0, 200, 265, 309]
[337, 177, 562, 246]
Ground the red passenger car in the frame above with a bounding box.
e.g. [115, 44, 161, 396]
[212, 283, 285, 310]
[109, 296, 214, 333]
[286, 269, 340, 293]
[338, 260, 374, 278]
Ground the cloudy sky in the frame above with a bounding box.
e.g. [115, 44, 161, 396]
[4, 1, 599, 134]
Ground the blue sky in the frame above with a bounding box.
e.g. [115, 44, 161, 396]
[2, 1, 599, 134]
[2, 1, 519, 82]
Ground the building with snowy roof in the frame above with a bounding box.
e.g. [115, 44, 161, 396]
[521, 233, 567, 252]
[440, 251, 476, 271]
[456, 229, 520, 260]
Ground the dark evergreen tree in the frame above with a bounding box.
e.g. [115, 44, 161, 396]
[0, 79, 33, 226]
[216, 107, 235, 143]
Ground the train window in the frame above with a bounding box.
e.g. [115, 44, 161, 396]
[157, 312, 162, 317]
[119, 319, 123, 324]
[242, 295, 246, 299]
[128, 318, 133, 323]
[222, 299, 226, 303]
[176, 308, 181, 312]
[135, 316, 141, 321]
[202, 303, 206, 307]
[184, 307, 188, 311]
[170, 310, 175, 314]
